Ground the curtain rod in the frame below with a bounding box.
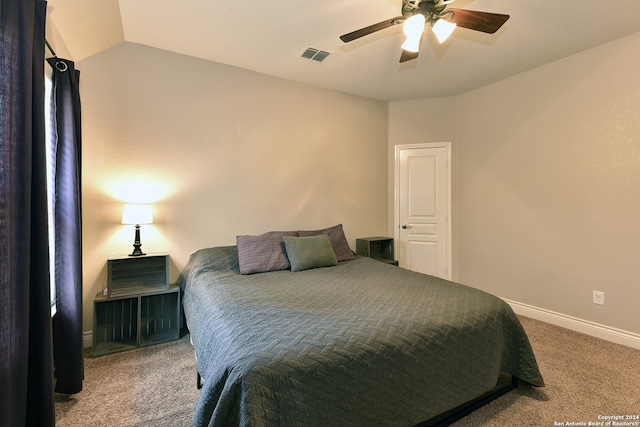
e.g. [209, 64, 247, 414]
[45, 39, 69, 72]
[45, 39, 57, 57]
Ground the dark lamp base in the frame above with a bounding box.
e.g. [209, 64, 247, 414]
[129, 224, 146, 257]
[129, 248, 146, 257]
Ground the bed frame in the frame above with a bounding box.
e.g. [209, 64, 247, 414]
[194, 370, 518, 426]
[417, 374, 518, 426]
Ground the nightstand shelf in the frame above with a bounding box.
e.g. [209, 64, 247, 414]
[356, 237, 398, 266]
[107, 253, 169, 296]
[92, 253, 179, 357]
[92, 284, 180, 357]
[92, 293, 139, 356]
[139, 287, 181, 347]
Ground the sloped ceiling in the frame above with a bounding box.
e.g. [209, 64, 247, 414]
[47, 0, 640, 102]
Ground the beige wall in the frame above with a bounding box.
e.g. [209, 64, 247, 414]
[387, 96, 458, 272]
[45, 0, 123, 61]
[77, 43, 388, 333]
[390, 32, 640, 335]
[48, 2, 640, 339]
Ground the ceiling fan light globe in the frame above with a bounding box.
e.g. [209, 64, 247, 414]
[432, 18, 456, 43]
[401, 36, 421, 52]
[401, 13, 425, 53]
[403, 13, 426, 38]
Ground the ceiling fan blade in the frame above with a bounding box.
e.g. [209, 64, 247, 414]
[448, 9, 510, 34]
[400, 49, 419, 63]
[340, 16, 404, 43]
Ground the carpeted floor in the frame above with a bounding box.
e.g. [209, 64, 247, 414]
[453, 317, 640, 426]
[55, 316, 640, 426]
[55, 335, 199, 427]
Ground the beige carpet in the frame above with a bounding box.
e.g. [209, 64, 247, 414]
[55, 336, 199, 426]
[453, 317, 640, 426]
[55, 316, 640, 426]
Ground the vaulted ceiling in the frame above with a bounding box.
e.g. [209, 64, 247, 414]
[47, 0, 640, 102]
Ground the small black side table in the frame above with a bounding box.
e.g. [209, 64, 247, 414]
[355, 237, 398, 266]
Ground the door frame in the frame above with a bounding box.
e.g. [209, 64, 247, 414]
[394, 142, 452, 279]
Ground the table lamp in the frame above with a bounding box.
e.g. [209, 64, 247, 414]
[121, 204, 153, 256]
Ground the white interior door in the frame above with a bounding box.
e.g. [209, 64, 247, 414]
[395, 143, 451, 279]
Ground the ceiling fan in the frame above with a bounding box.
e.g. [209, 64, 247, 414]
[339, 0, 510, 63]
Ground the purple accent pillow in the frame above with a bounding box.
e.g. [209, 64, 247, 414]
[298, 224, 355, 262]
[236, 231, 297, 274]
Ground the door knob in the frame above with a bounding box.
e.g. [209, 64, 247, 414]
[401, 224, 408, 229]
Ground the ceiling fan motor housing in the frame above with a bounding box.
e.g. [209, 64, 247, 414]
[402, 0, 451, 25]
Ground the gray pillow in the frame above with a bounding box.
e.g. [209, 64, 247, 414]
[298, 223, 355, 261]
[236, 231, 297, 274]
[283, 235, 338, 272]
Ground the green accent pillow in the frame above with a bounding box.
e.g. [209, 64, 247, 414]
[283, 235, 338, 272]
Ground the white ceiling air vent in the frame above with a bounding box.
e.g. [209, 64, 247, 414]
[299, 46, 332, 63]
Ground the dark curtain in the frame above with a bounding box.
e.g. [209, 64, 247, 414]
[0, 0, 56, 426]
[47, 56, 84, 394]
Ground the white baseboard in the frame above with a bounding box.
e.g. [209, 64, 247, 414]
[503, 298, 640, 350]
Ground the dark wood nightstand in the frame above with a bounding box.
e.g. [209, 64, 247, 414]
[355, 237, 398, 266]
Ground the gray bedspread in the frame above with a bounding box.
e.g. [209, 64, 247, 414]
[181, 246, 544, 427]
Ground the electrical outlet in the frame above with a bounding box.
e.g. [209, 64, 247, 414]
[593, 290, 605, 305]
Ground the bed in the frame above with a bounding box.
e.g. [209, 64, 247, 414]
[181, 229, 544, 427]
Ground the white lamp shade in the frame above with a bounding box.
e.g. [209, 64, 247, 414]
[432, 18, 456, 43]
[401, 14, 426, 53]
[121, 204, 153, 225]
